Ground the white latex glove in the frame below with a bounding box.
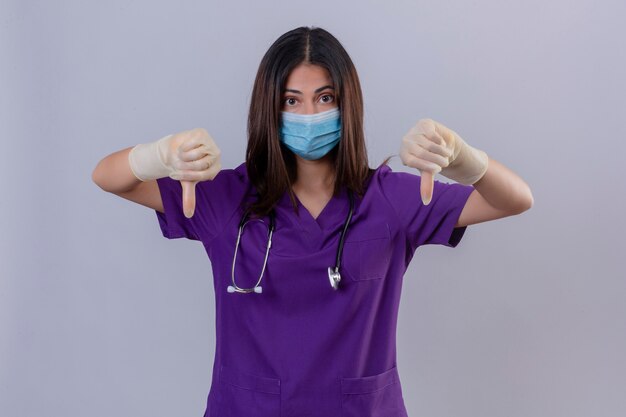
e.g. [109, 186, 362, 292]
[399, 118, 488, 205]
[129, 127, 221, 218]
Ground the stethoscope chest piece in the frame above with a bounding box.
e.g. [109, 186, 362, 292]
[328, 267, 341, 290]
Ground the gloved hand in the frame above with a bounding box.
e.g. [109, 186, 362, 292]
[399, 118, 489, 205]
[128, 127, 221, 218]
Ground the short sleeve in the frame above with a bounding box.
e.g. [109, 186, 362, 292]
[378, 166, 474, 251]
[155, 167, 247, 243]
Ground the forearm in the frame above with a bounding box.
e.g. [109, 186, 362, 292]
[471, 157, 534, 212]
[91, 147, 142, 193]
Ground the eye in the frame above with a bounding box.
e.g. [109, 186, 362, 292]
[320, 94, 334, 103]
[284, 97, 297, 106]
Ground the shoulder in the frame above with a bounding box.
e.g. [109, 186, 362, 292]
[372, 163, 471, 197]
[368, 163, 474, 222]
[196, 161, 250, 191]
[367, 163, 420, 196]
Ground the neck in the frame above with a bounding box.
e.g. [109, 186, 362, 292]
[292, 153, 336, 193]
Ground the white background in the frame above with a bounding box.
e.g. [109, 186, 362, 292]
[1, 0, 625, 416]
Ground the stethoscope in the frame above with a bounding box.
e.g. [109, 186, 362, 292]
[227, 189, 355, 294]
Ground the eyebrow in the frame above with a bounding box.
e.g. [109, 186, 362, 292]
[284, 85, 334, 95]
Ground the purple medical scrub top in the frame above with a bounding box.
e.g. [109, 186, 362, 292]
[155, 162, 474, 417]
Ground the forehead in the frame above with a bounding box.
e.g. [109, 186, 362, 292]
[284, 63, 332, 88]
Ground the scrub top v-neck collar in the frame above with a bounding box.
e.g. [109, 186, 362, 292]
[277, 185, 349, 239]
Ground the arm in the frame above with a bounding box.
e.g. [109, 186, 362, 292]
[455, 156, 534, 227]
[91, 147, 164, 213]
[92, 146, 141, 193]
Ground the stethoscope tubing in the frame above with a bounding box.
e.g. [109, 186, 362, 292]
[228, 189, 354, 294]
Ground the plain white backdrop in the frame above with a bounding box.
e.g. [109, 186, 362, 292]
[1, 1, 625, 416]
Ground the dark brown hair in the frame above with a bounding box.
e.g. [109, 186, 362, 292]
[244, 26, 392, 218]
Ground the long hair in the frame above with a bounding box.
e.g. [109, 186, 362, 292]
[245, 26, 392, 218]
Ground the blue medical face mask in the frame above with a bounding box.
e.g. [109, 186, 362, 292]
[279, 107, 342, 160]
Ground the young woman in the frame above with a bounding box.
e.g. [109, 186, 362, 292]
[93, 26, 532, 417]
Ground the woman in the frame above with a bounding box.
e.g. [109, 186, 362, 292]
[93, 26, 533, 417]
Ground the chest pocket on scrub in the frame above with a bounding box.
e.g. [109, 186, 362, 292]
[341, 222, 392, 281]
